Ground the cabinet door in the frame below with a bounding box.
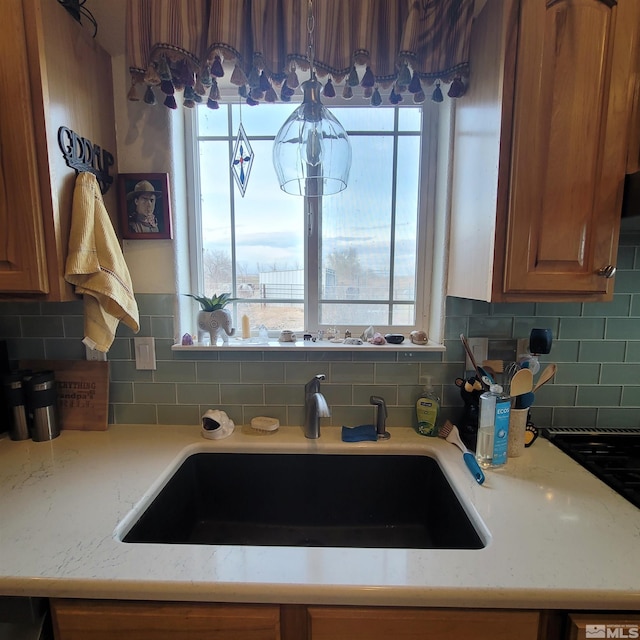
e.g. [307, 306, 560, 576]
[307, 606, 540, 640]
[51, 599, 281, 640]
[504, 0, 636, 297]
[0, 0, 49, 294]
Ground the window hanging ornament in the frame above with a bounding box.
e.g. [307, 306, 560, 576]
[272, 0, 352, 197]
[231, 101, 254, 196]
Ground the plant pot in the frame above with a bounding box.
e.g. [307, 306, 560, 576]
[197, 309, 235, 345]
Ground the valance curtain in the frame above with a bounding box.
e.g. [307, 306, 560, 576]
[126, 0, 476, 110]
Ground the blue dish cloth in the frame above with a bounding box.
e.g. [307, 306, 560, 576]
[341, 424, 378, 442]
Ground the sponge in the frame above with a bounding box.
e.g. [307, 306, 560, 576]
[341, 424, 378, 442]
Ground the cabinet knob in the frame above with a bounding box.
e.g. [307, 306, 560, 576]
[597, 265, 616, 279]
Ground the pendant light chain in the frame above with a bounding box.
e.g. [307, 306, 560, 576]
[307, 0, 315, 80]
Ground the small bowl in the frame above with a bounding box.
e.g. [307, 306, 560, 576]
[384, 333, 405, 344]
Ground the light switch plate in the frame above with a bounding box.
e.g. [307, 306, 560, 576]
[134, 337, 156, 370]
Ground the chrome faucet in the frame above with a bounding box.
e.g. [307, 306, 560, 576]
[370, 395, 390, 440]
[304, 374, 331, 439]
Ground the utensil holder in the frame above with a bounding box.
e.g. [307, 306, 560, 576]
[508, 408, 529, 458]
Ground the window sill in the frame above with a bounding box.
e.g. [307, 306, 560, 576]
[171, 339, 445, 352]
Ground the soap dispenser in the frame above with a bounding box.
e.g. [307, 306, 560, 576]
[415, 377, 440, 437]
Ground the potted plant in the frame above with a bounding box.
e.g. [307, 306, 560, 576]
[185, 293, 235, 344]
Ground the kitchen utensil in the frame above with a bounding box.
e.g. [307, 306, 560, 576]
[482, 360, 504, 375]
[533, 363, 557, 392]
[517, 363, 556, 408]
[515, 390, 535, 410]
[460, 334, 493, 387]
[508, 368, 533, 398]
[438, 420, 485, 485]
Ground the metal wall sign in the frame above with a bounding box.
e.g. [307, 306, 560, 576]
[57, 126, 114, 194]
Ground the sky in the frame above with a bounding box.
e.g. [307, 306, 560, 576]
[197, 103, 422, 278]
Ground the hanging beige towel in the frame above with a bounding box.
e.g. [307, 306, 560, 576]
[65, 172, 139, 352]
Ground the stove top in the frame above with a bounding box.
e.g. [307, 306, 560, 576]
[546, 429, 640, 510]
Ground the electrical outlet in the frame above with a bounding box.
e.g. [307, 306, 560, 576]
[85, 345, 107, 361]
[134, 337, 156, 370]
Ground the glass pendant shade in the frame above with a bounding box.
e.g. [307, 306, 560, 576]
[273, 79, 352, 196]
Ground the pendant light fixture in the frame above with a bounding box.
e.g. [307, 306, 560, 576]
[272, 0, 352, 196]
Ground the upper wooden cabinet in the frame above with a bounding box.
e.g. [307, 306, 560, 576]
[0, 0, 118, 300]
[448, 0, 639, 302]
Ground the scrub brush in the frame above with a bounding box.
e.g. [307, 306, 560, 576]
[438, 420, 485, 485]
[245, 416, 280, 435]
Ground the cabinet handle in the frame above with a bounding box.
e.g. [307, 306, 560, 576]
[597, 265, 616, 278]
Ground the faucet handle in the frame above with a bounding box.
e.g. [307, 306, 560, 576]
[305, 373, 326, 395]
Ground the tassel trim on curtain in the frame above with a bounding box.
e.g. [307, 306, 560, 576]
[126, 0, 475, 110]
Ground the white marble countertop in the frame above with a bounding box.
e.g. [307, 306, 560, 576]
[0, 424, 639, 611]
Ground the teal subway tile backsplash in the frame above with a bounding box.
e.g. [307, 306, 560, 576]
[113, 403, 157, 424]
[552, 407, 598, 428]
[597, 408, 640, 428]
[375, 362, 420, 384]
[153, 361, 197, 383]
[21, 316, 65, 338]
[157, 404, 200, 425]
[134, 382, 177, 404]
[600, 363, 640, 386]
[584, 295, 632, 317]
[575, 385, 623, 407]
[176, 383, 219, 406]
[607, 318, 640, 340]
[554, 363, 600, 385]
[240, 361, 285, 383]
[558, 317, 606, 340]
[2, 232, 640, 429]
[579, 341, 626, 362]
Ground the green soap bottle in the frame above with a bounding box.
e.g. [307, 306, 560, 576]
[415, 377, 440, 436]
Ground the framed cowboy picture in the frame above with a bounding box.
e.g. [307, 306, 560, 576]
[117, 173, 173, 240]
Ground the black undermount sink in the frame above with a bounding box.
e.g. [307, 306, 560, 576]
[123, 453, 484, 549]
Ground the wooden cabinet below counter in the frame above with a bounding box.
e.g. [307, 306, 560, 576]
[51, 600, 282, 640]
[306, 606, 542, 640]
[51, 600, 551, 640]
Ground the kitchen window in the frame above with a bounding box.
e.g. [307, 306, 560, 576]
[185, 98, 444, 340]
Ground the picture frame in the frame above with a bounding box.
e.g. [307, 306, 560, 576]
[117, 173, 173, 240]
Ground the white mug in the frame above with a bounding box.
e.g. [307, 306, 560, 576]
[279, 330, 296, 342]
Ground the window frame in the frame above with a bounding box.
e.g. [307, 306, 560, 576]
[183, 98, 443, 342]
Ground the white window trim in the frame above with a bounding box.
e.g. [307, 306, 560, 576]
[176, 99, 451, 350]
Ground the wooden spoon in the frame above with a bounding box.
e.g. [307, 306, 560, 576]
[509, 368, 533, 397]
[533, 363, 557, 392]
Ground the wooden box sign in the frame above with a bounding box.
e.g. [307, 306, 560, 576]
[19, 360, 109, 431]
